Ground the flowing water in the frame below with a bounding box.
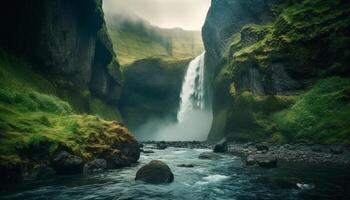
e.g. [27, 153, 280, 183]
[1, 146, 349, 200]
[177, 52, 207, 122]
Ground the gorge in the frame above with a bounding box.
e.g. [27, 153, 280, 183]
[0, 0, 350, 199]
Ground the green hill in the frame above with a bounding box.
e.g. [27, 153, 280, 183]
[105, 13, 204, 66]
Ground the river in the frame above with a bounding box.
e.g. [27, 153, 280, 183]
[1, 145, 349, 200]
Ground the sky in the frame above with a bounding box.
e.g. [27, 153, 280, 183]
[103, 0, 212, 31]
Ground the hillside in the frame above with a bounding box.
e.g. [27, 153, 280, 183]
[105, 13, 204, 66]
[0, 0, 139, 185]
[203, 0, 350, 143]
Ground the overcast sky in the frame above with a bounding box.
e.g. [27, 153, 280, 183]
[103, 0, 212, 31]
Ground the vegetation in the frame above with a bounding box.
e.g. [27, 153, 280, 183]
[105, 14, 203, 66]
[0, 54, 130, 168]
[214, 0, 350, 143]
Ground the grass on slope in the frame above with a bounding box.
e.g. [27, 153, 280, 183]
[273, 77, 350, 144]
[105, 14, 203, 66]
[0, 54, 124, 166]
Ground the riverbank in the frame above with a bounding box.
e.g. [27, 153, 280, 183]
[142, 141, 350, 165]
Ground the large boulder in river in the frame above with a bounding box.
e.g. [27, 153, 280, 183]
[198, 152, 222, 160]
[51, 151, 84, 175]
[135, 160, 174, 184]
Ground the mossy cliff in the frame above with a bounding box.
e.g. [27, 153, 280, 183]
[0, 0, 122, 120]
[0, 1, 140, 185]
[203, 0, 350, 143]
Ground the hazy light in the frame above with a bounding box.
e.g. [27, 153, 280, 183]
[103, 0, 211, 30]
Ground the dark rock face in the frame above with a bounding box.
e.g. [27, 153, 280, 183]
[198, 152, 222, 160]
[25, 165, 56, 180]
[120, 58, 189, 133]
[51, 151, 84, 175]
[0, 162, 23, 185]
[202, 0, 281, 71]
[135, 160, 174, 184]
[83, 159, 107, 174]
[0, 0, 122, 114]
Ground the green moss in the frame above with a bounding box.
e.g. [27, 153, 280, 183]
[273, 77, 350, 143]
[90, 97, 123, 121]
[214, 0, 350, 143]
[0, 54, 128, 165]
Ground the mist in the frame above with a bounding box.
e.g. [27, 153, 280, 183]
[103, 0, 211, 30]
[135, 110, 213, 141]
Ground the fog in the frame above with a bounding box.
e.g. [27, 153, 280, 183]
[135, 110, 213, 141]
[103, 0, 211, 30]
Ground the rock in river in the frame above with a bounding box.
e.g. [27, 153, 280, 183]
[198, 152, 222, 160]
[83, 159, 107, 174]
[246, 155, 277, 168]
[135, 160, 174, 184]
[213, 140, 228, 153]
[25, 164, 56, 180]
[51, 151, 84, 175]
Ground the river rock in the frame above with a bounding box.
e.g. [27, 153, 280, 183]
[135, 160, 174, 184]
[256, 143, 269, 152]
[246, 155, 277, 168]
[156, 142, 168, 150]
[198, 152, 222, 160]
[83, 159, 107, 174]
[51, 151, 84, 175]
[141, 149, 155, 154]
[25, 164, 56, 180]
[330, 146, 343, 154]
[213, 140, 228, 153]
[177, 164, 195, 168]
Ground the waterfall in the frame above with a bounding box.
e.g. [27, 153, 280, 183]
[177, 52, 206, 122]
[140, 52, 212, 141]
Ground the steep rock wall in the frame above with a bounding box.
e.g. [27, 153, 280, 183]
[120, 57, 190, 134]
[203, 0, 350, 143]
[0, 0, 122, 120]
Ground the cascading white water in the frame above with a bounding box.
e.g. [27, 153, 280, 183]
[177, 52, 206, 122]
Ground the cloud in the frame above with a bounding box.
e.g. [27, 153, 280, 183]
[103, 0, 211, 30]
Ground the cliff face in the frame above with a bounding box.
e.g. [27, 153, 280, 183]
[203, 0, 350, 143]
[0, 0, 140, 185]
[120, 57, 189, 134]
[0, 0, 122, 119]
[202, 0, 281, 71]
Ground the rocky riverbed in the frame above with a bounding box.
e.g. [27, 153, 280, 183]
[142, 141, 350, 165]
